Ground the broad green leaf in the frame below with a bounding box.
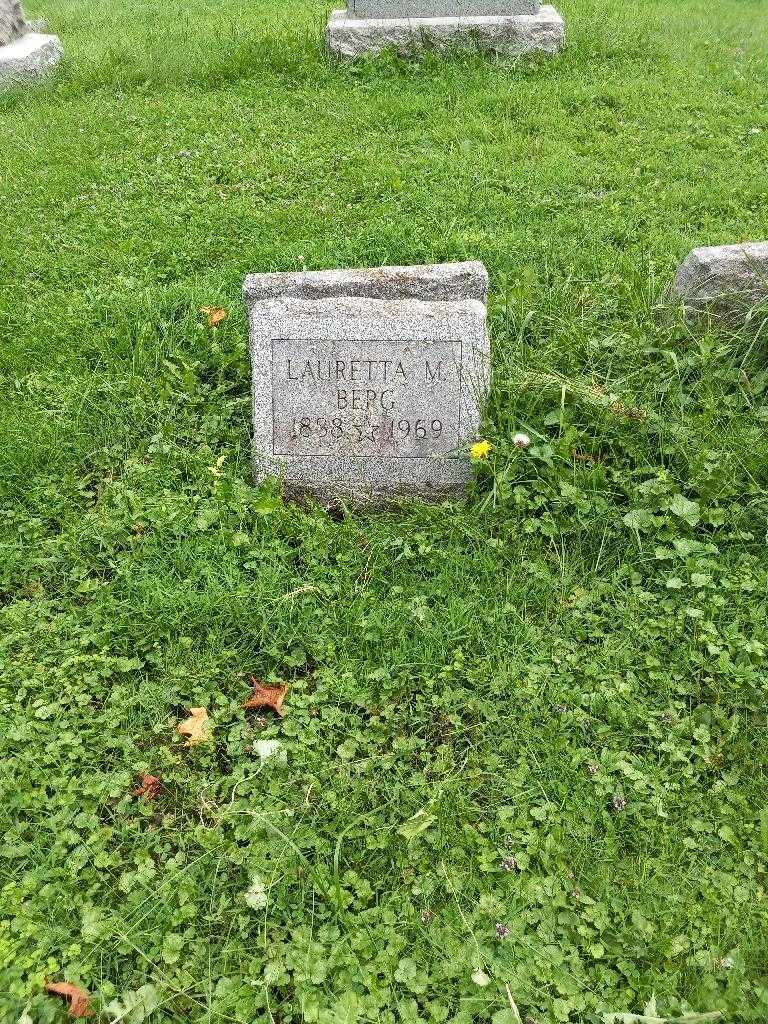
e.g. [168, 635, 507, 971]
[105, 984, 161, 1023]
[398, 809, 436, 841]
[669, 494, 701, 526]
[623, 509, 654, 531]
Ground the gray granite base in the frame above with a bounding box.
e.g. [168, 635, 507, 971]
[0, 32, 62, 83]
[326, 4, 564, 58]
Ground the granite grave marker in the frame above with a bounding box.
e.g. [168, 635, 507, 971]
[0, 0, 61, 83]
[326, 0, 564, 58]
[244, 262, 491, 505]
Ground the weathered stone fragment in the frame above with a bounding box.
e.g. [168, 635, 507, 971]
[671, 242, 768, 322]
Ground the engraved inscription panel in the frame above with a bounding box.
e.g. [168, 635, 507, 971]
[272, 339, 462, 458]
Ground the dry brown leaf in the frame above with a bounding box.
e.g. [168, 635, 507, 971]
[133, 773, 162, 799]
[177, 707, 212, 746]
[243, 678, 288, 717]
[571, 449, 605, 465]
[200, 306, 227, 328]
[44, 980, 92, 1018]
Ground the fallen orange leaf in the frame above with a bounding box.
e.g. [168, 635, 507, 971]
[44, 980, 92, 1018]
[200, 306, 227, 328]
[243, 678, 288, 717]
[177, 707, 212, 746]
[133, 774, 162, 799]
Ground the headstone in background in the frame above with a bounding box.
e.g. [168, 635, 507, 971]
[326, 0, 564, 59]
[0, 0, 62, 84]
[671, 242, 768, 324]
[350, 0, 539, 17]
[244, 262, 491, 506]
[0, 0, 26, 43]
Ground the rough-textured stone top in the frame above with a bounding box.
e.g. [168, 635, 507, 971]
[247, 292, 490, 505]
[0, 0, 27, 46]
[350, 0, 538, 17]
[244, 261, 488, 305]
[671, 241, 768, 319]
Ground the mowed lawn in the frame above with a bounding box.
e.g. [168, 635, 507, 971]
[2, 0, 768, 1021]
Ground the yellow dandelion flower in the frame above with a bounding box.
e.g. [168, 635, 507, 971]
[470, 440, 492, 460]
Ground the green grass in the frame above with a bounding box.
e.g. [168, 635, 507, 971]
[2, 0, 768, 1021]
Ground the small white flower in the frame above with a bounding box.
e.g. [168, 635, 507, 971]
[513, 432, 531, 448]
[471, 969, 491, 987]
[255, 739, 287, 765]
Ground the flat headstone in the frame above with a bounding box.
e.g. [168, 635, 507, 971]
[671, 242, 768, 323]
[244, 264, 491, 505]
[326, 5, 564, 58]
